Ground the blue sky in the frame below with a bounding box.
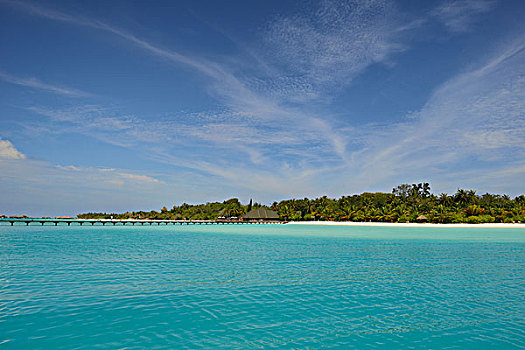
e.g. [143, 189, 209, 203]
[1, 0, 524, 216]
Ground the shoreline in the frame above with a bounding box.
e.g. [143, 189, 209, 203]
[286, 221, 525, 228]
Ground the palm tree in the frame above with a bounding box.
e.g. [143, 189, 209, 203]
[422, 183, 431, 198]
[454, 189, 476, 207]
[438, 193, 451, 206]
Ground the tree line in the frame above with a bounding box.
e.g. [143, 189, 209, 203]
[78, 183, 525, 223]
[78, 198, 260, 221]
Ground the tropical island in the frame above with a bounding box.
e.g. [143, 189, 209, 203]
[78, 183, 525, 224]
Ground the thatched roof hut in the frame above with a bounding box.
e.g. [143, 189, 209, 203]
[243, 207, 279, 221]
[416, 215, 428, 222]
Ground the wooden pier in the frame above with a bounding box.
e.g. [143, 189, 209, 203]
[0, 218, 284, 226]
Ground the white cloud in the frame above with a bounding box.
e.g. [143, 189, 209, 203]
[4, 0, 405, 163]
[24, 105, 340, 171]
[0, 71, 92, 97]
[0, 155, 166, 215]
[0, 155, 248, 216]
[0, 0, 230, 85]
[263, 0, 403, 96]
[432, 0, 495, 32]
[3, 0, 524, 200]
[118, 172, 159, 183]
[56, 164, 161, 184]
[0, 139, 26, 159]
[341, 35, 525, 194]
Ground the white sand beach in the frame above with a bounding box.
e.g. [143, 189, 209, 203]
[287, 221, 525, 228]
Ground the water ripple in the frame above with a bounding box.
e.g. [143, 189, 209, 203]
[1, 225, 524, 348]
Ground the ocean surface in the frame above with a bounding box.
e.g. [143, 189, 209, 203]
[1, 224, 524, 349]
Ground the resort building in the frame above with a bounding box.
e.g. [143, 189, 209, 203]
[417, 215, 428, 223]
[243, 207, 280, 221]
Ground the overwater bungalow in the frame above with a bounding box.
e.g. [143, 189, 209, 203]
[243, 207, 280, 222]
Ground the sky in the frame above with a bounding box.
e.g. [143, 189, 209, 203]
[1, 0, 524, 216]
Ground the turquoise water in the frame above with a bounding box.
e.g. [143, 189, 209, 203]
[1, 224, 524, 349]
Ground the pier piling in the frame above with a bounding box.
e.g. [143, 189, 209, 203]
[1, 218, 283, 226]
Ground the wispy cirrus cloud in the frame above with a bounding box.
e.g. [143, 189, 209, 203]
[0, 0, 244, 93]
[0, 71, 92, 97]
[432, 0, 495, 32]
[23, 105, 337, 169]
[2, 0, 407, 160]
[3, 0, 524, 201]
[56, 165, 160, 184]
[343, 35, 525, 194]
[262, 0, 403, 99]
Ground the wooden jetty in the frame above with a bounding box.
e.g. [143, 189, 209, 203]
[0, 218, 284, 226]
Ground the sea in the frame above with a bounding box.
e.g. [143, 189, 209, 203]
[1, 224, 524, 349]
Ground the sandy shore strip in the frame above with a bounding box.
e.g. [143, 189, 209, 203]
[286, 221, 525, 228]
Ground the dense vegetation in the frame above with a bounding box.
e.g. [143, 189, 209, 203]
[78, 198, 260, 221]
[78, 184, 525, 223]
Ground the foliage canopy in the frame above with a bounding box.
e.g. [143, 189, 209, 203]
[78, 184, 525, 224]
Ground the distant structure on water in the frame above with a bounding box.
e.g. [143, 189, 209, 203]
[243, 207, 280, 222]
